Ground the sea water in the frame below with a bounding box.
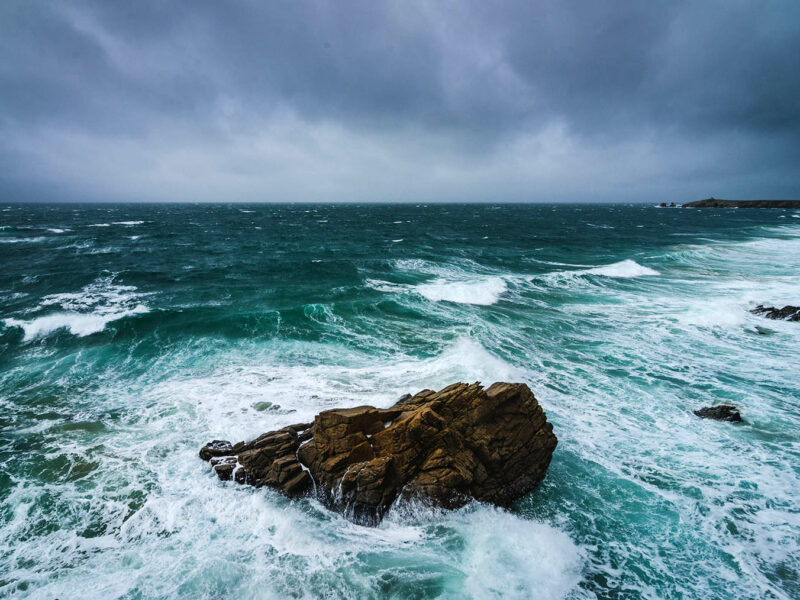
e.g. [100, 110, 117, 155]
[1, 203, 798, 599]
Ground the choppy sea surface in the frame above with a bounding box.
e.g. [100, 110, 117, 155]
[1, 203, 799, 599]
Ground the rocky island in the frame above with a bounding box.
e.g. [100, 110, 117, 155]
[683, 198, 800, 208]
[200, 382, 557, 525]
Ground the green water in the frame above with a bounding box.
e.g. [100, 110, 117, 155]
[1, 203, 799, 599]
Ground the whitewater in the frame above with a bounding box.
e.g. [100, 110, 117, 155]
[0, 203, 799, 599]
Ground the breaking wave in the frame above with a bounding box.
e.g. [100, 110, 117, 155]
[3, 276, 150, 341]
[385, 258, 509, 305]
[5, 307, 148, 340]
[414, 277, 508, 305]
[581, 259, 659, 278]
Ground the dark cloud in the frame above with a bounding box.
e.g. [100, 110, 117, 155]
[1, 0, 799, 202]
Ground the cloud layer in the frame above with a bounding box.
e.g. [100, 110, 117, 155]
[2, 0, 799, 202]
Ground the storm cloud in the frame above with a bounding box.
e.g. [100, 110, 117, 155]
[1, 0, 799, 202]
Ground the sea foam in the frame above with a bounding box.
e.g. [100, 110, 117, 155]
[456, 507, 583, 599]
[5, 306, 148, 340]
[3, 276, 150, 341]
[414, 277, 508, 305]
[0, 236, 47, 244]
[582, 259, 659, 278]
[377, 258, 510, 305]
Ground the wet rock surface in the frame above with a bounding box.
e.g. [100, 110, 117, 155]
[694, 405, 743, 422]
[200, 423, 315, 496]
[200, 382, 557, 525]
[751, 305, 800, 322]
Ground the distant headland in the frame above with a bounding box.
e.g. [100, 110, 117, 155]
[682, 197, 800, 208]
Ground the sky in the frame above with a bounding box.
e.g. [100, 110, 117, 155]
[1, 1, 799, 203]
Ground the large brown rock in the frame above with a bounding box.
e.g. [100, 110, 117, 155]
[200, 382, 557, 525]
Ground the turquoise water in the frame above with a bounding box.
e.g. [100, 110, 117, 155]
[1, 203, 799, 599]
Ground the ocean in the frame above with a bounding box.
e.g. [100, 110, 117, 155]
[1, 203, 798, 599]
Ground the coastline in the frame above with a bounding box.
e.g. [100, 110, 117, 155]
[683, 198, 800, 208]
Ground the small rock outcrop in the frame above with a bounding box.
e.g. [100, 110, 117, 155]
[200, 424, 314, 496]
[751, 305, 800, 322]
[694, 405, 743, 422]
[200, 382, 557, 525]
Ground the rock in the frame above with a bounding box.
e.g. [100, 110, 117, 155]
[751, 305, 800, 322]
[198, 440, 233, 461]
[200, 382, 557, 525]
[199, 423, 314, 497]
[694, 405, 743, 422]
[683, 198, 800, 208]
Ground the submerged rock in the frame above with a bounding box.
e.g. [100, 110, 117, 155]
[694, 405, 743, 422]
[200, 382, 557, 525]
[751, 305, 800, 322]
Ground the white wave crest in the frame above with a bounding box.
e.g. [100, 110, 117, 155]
[524, 259, 660, 290]
[3, 276, 150, 340]
[0, 236, 47, 243]
[5, 305, 148, 340]
[415, 277, 508, 305]
[582, 259, 659, 278]
[377, 259, 510, 305]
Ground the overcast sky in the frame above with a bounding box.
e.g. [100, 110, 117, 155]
[1, 1, 799, 203]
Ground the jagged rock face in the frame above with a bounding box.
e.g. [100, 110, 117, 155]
[751, 305, 800, 322]
[200, 382, 557, 526]
[694, 405, 743, 422]
[200, 424, 314, 496]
